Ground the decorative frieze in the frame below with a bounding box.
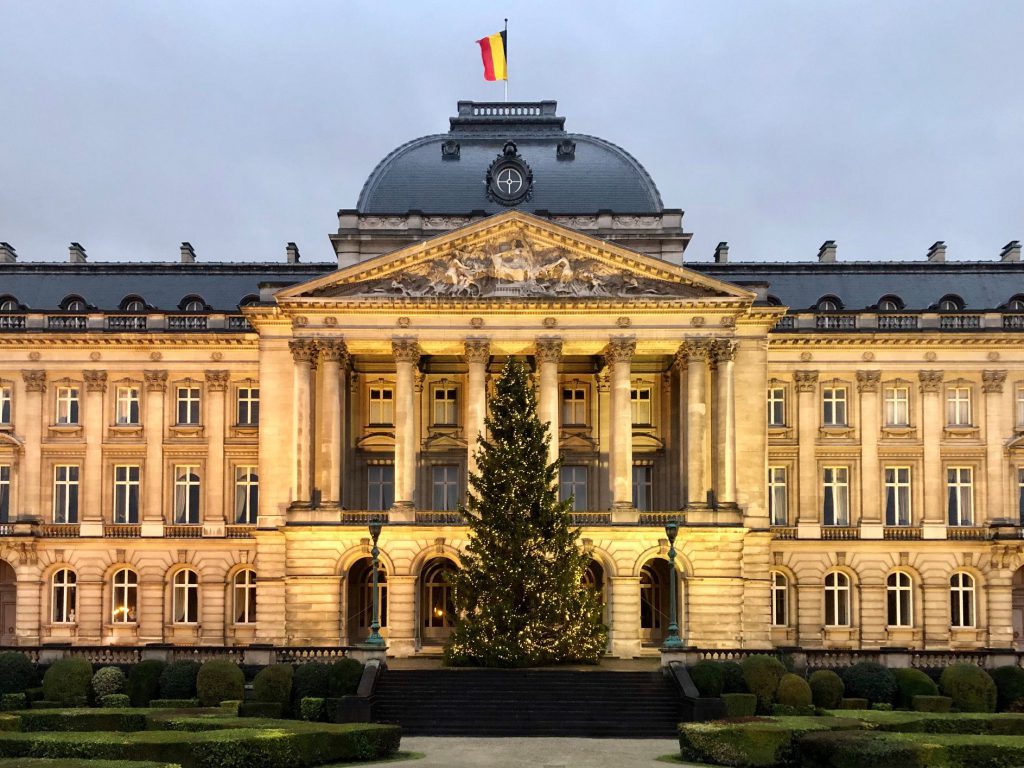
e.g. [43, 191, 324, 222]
[856, 370, 881, 393]
[918, 370, 944, 393]
[982, 369, 1007, 394]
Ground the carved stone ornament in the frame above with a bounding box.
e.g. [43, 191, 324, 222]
[21, 370, 46, 392]
[711, 339, 737, 363]
[720, 316, 736, 328]
[392, 338, 421, 364]
[690, 316, 705, 327]
[918, 370, 944, 393]
[677, 339, 712, 364]
[987, 351, 1001, 362]
[319, 340, 349, 364]
[149, 351, 162, 361]
[289, 339, 318, 365]
[799, 352, 813, 362]
[324, 316, 338, 327]
[463, 338, 491, 365]
[862, 351, 875, 362]
[397, 317, 411, 328]
[535, 337, 562, 364]
[604, 337, 636, 367]
[982, 369, 1007, 394]
[856, 370, 881, 393]
[470, 317, 484, 328]
[89, 351, 101, 362]
[210, 351, 223, 362]
[616, 317, 631, 328]
[794, 370, 819, 393]
[485, 140, 534, 206]
[543, 317, 557, 328]
[83, 370, 107, 393]
[143, 370, 167, 392]
[205, 370, 230, 392]
[924, 351, 938, 362]
[28, 352, 40, 362]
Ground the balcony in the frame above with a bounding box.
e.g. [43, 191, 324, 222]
[939, 314, 981, 330]
[338, 511, 390, 524]
[877, 314, 919, 330]
[822, 526, 860, 541]
[638, 511, 681, 526]
[415, 511, 465, 525]
[225, 525, 256, 538]
[106, 315, 147, 331]
[883, 526, 922, 540]
[167, 315, 208, 331]
[165, 524, 203, 538]
[227, 315, 253, 331]
[47, 315, 87, 330]
[38, 524, 81, 538]
[948, 526, 988, 540]
[103, 524, 141, 538]
[571, 512, 612, 525]
[770, 526, 798, 540]
[815, 314, 857, 330]
[0, 315, 26, 330]
[1003, 314, 1024, 330]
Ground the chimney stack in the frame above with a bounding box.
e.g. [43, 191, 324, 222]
[817, 240, 837, 263]
[69, 242, 87, 264]
[0, 243, 16, 263]
[927, 241, 946, 262]
[286, 242, 301, 264]
[1000, 240, 1021, 263]
[180, 242, 196, 264]
[713, 241, 729, 264]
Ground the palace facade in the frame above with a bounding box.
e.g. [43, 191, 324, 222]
[1, 101, 1024, 658]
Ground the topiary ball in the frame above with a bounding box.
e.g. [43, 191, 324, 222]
[893, 667, 938, 709]
[292, 662, 330, 704]
[127, 660, 165, 707]
[90, 666, 127, 701]
[809, 669, 845, 709]
[253, 664, 294, 707]
[776, 673, 813, 708]
[720, 661, 747, 694]
[0, 652, 37, 695]
[840, 662, 897, 705]
[940, 664, 997, 713]
[42, 657, 93, 706]
[328, 658, 364, 697]
[196, 660, 244, 707]
[159, 660, 201, 699]
[990, 665, 1024, 712]
[688, 661, 725, 698]
[740, 654, 787, 714]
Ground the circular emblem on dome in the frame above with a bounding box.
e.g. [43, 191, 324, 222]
[486, 140, 533, 206]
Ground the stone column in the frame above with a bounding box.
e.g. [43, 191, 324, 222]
[289, 340, 317, 506]
[319, 341, 349, 506]
[142, 371, 167, 535]
[392, 338, 420, 513]
[385, 575, 417, 656]
[680, 341, 711, 508]
[857, 371, 882, 534]
[919, 371, 945, 536]
[712, 340, 737, 506]
[608, 575, 642, 659]
[606, 337, 636, 517]
[535, 337, 562, 472]
[463, 339, 490, 480]
[983, 370, 1008, 523]
[794, 371, 819, 535]
[204, 370, 229, 533]
[19, 371, 45, 521]
[80, 371, 107, 535]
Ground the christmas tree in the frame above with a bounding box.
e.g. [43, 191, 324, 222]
[444, 358, 607, 667]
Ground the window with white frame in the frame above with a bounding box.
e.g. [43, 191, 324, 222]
[53, 465, 79, 524]
[631, 387, 652, 425]
[234, 467, 258, 524]
[562, 387, 587, 426]
[1018, 468, 1024, 525]
[632, 465, 653, 511]
[770, 571, 788, 626]
[172, 569, 199, 624]
[431, 465, 460, 511]
[767, 386, 786, 427]
[559, 466, 588, 511]
[173, 465, 201, 524]
[1017, 386, 1024, 429]
[824, 571, 851, 627]
[946, 386, 971, 426]
[0, 385, 11, 424]
[947, 467, 974, 526]
[950, 572, 976, 628]
[822, 386, 847, 426]
[0, 465, 9, 522]
[115, 385, 140, 426]
[768, 467, 788, 526]
[55, 386, 79, 425]
[113, 465, 140, 524]
[233, 569, 257, 624]
[111, 568, 138, 623]
[175, 386, 200, 425]
[433, 387, 457, 425]
[51, 568, 76, 624]
[887, 571, 913, 627]
[367, 465, 394, 511]
[884, 467, 912, 526]
[368, 387, 394, 426]
[822, 467, 850, 526]
[236, 387, 259, 426]
[884, 386, 910, 427]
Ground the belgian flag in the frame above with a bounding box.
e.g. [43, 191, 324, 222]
[476, 29, 507, 81]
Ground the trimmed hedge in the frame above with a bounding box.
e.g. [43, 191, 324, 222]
[0, 653, 37, 696]
[893, 667, 938, 709]
[127, 661, 165, 708]
[30, 703, 62, 710]
[740, 655, 787, 714]
[809, 670, 844, 709]
[290, 663, 329, 705]
[940, 664, 997, 713]
[838, 698, 869, 709]
[991, 665, 1024, 712]
[299, 697, 325, 722]
[91, 667, 127, 702]
[800, 729, 1024, 768]
[41, 659, 92, 707]
[689, 661, 725, 698]
[158, 662, 200, 700]
[195, 662, 243, 708]
[101, 695, 131, 709]
[721, 693, 757, 719]
[721, 661, 747, 694]
[237, 701, 283, 719]
[0, 695, 25, 712]
[147, 700, 200, 709]
[18, 709, 149, 732]
[0, 761, 183, 768]
[678, 716, 866, 767]
[328, 658, 364, 697]
[252, 664, 292, 709]
[913, 695, 952, 713]
[840, 662, 897, 705]
[776, 673, 812, 708]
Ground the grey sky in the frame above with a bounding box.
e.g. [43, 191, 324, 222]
[1, 1, 1021, 265]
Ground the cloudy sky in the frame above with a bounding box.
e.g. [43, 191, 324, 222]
[1, 1, 1021, 264]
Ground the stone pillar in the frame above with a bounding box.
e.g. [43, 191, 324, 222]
[142, 370, 167, 535]
[857, 371, 882, 534]
[204, 371, 229, 533]
[606, 337, 636, 519]
[681, 341, 711, 508]
[712, 340, 737, 505]
[385, 575, 417, 656]
[392, 338, 420, 513]
[80, 371, 107, 534]
[18, 371, 45, 521]
[608, 575, 642, 659]
[983, 370, 1008, 523]
[919, 371, 945, 536]
[535, 337, 562, 472]
[289, 340, 317, 506]
[75, 579, 103, 644]
[464, 339, 490, 480]
[794, 371, 819, 535]
[597, 368, 612, 511]
[320, 341, 349, 506]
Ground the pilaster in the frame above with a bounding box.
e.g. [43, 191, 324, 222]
[204, 370, 229, 534]
[535, 337, 562, 472]
[142, 370, 166, 536]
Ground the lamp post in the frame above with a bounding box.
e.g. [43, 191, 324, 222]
[365, 517, 385, 647]
[663, 521, 683, 649]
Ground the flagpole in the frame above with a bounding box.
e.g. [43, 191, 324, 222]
[504, 18, 508, 103]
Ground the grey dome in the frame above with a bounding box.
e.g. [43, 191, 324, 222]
[357, 101, 664, 216]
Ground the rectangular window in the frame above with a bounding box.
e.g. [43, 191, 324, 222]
[947, 467, 974, 526]
[55, 386, 80, 425]
[559, 466, 589, 511]
[631, 387, 652, 425]
[822, 387, 847, 426]
[234, 466, 259, 524]
[113, 465, 140, 524]
[1017, 387, 1024, 429]
[0, 465, 9, 523]
[173, 465, 201, 524]
[767, 387, 786, 427]
[884, 466, 912, 526]
[768, 466, 788, 526]
[176, 386, 201, 425]
[236, 387, 259, 426]
[562, 388, 587, 426]
[431, 465, 460, 511]
[368, 387, 394, 426]
[884, 386, 910, 427]
[1019, 468, 1024, 525]
[433, 387, 457, 425]
[946, 387, 971, 426]
[53, 465, 79, 524]
[367, 465, 394, 511]
[115, 386, 140, 426]
[822, 466, 850, 526]
[632, 465, 653, 511]
[0, 386, 11, 424]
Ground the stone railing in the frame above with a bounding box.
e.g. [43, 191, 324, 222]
[668, 646, 1024, 672]
[103, 524, 141, 538]
[884, 526, 922, 540]
[415, 511, 465, 525]
[0, 644, 375, 667]
[821, 526, 860, 540]
[570, 512, 612, 526]
[165, 525, 203, 538]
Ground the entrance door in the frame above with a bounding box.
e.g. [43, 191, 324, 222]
[640, 560, 671, 646]
[420, 559, 457, 646]
[0, 561, 15, 645]
[346, 558, 387, 645]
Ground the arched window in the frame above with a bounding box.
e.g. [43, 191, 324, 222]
[877, 295, 904, 312]
[824, 571, 851, 627]
[640, 562, 665, 631]
[0, 297, 20, 312]
[938, 295, 964, 312]
[421, 560, 456, 630]
[60, 296, 87, 312]
[51, 568, 76, 624]
[950, 572, 976, 628]
[356, 560, 387, 629]
[1006, 295, 1024, 312]
[816, 296, 841, 312]
[886, 572, 913, 627]
[232, 569, 257, 624]
[180, 296, 206, 313]
[239, 295, 260, 307]
[119, 296, 146, 313]
[582, 560, 605, 606]
[172, 569, 199, 624]
[111, 568, 138, 623]
[770, 571, 788, 627]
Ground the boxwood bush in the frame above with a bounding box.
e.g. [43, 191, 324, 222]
[127, 661, 165, 708]
[800, 729, 1024, 768]
[195, 661, 243, 708]
[41, 659, 93, 707]
[253, 664, 293, 709]
[740, 655, 787, 714]
[0, 761, 182, 768]
[679, 716, 864, 767]
[91, 667, 127, 702]
[893, 667, 938, 709]
[721, 661, 747, 694]
[158, 661, 200, 700]
[100, 694, 131, 709]
[777, 673, 813, 708]
[18, 709, 148, 732]
[990, 665, 1024, 712]
[940, 664, 997, 713]
[809, 670, 845, 709]
[912, 695, 952, 713]
[328, 658, 364, 697]
[0, 695, 25, 713]
[688, 661, 725, 698]
[238, 701, 283, 719]
[840, 662, 896, 705]
[148, 699, 200, 709]
[291, 662, 329, 705]
[0, 653, 37, 696]
[299, 697, 325, 722]
[721, 693, 757, 718]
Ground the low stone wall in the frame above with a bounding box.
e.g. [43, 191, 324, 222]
[663, 646, 1024, 671]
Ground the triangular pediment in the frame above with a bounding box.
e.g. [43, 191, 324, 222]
[276, 211, 754, 304]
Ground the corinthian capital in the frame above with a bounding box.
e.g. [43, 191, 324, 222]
[918, 370, 944, 393]
[982, 369, 1007, 394]
[463, 338, 491, 365]
[205, 370, 230, 392]
[676, 339, 711, 366]
[534, 337, 562, 364]
[289, 339, 318, 365]
[604, 337, 636, 369]
[143, 370, 167, 392]
[856, 370, 881, 393]
[83, 370, 107, 393]
[21, 370, 46, 392]
[319, 339, 350, 364]
[710, 339, 737, 363]
[392, 337, 421, 364]
[793, 370, 819, 393]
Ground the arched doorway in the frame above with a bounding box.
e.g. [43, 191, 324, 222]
[420, 559, 458, 647]
[346, 558, 387, 645]
[0, 561, 15, 645]
[640, 559, 672, 646]
[1013, 567, 1024, 650]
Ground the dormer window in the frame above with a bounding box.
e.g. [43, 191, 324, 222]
[120, 296, 146, 313]
[60, 296, 87, 312]
[180, 296, 206, 313]
[877, 295, 903, 312]
[1006, 295, 1024, 312]
[0, 297, 19, 312]
[937, 295, 964, 312]
[816, 296, 841, 312]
